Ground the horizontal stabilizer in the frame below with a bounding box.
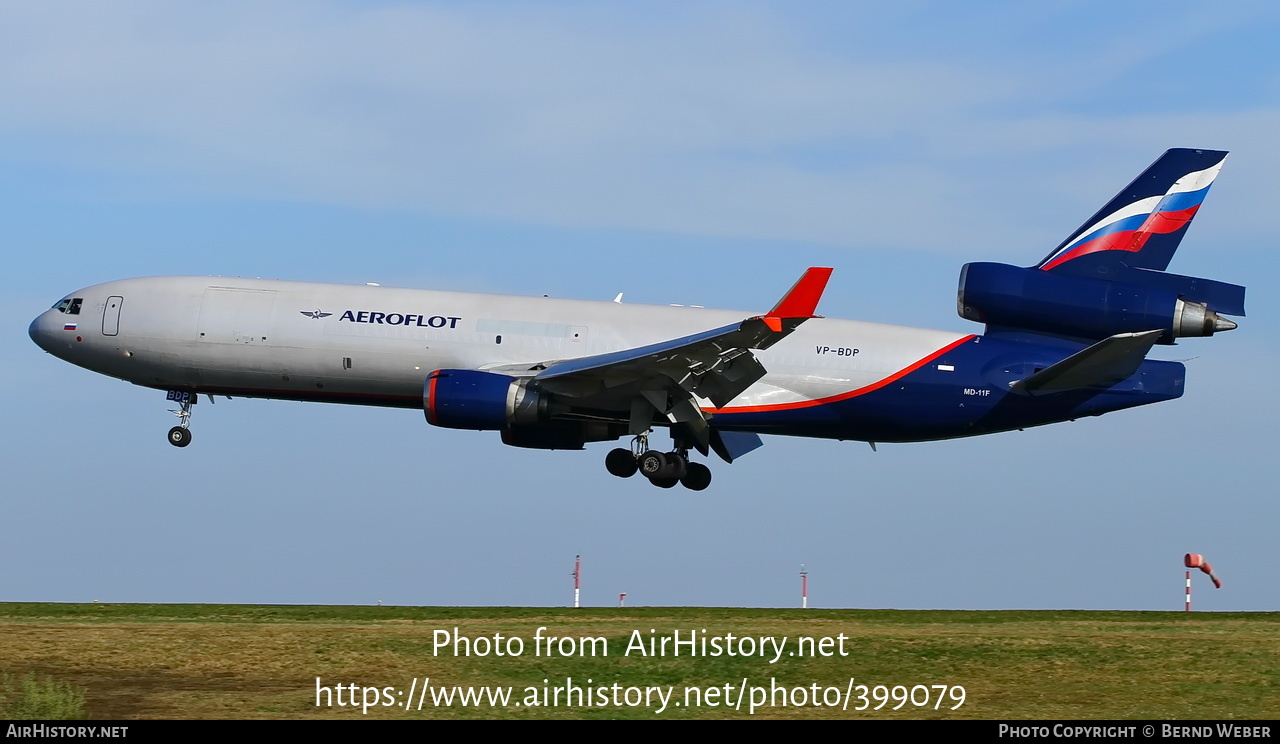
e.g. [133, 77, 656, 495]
[1011, 330, 1163, 395]
[1128, 267, 1246, 317]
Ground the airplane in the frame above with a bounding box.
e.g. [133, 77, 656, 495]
[28, 148, 1245, 490]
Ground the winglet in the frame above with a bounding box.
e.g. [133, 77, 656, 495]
[766, 267, 833, 326]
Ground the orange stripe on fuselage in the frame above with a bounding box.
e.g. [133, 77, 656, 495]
[709, 334, 977, 414]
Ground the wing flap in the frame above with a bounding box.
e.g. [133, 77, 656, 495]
[710, 430, 764, 463]
[536, 321, 743, 384]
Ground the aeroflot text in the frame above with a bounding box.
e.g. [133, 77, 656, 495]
[339, 311, 461, 328]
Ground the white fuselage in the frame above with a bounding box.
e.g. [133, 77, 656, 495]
[30, 276, 967, 413]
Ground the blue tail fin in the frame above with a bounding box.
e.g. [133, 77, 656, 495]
[1037, 148, 1228, 275]
[958, 148, 1245, 343]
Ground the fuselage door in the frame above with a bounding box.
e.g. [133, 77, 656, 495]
[102, 296, 123, 336]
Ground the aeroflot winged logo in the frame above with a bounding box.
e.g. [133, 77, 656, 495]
[300, 309, 463, 328]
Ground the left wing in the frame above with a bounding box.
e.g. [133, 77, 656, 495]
[507, 267, 832, 454]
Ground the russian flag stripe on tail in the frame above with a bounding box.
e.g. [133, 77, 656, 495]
[1037, 149, 1227, 274]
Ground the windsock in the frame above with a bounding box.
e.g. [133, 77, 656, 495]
[1184, 553, 1222, 589]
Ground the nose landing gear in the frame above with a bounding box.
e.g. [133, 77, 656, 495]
[167, 426, 192, 447]
[604, 431, 713, 490]
[165, 390, 196, 448]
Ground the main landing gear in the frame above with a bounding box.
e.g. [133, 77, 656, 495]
[604, 433, 713, 491]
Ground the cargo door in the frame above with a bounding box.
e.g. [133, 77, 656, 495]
[197, 288, 278, 344]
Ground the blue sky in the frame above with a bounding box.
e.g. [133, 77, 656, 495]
[2, 1, 1276, 611]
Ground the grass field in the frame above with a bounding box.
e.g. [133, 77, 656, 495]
[0, 603, 1275, 719]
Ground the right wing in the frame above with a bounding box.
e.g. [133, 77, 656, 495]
[490, 267, 833, 455]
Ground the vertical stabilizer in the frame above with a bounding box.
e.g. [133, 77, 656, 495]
[1038, 149, 1228, 275]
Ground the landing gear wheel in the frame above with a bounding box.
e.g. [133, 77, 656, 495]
[638, 450, 668, 479]
[651, 477, 679, 489]
[605, 448, 638, 478]
[665, 452, 688, 480]
[681, 462, 712, 491]
[168, 426, 192, 448]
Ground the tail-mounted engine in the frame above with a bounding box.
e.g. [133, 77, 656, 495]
[957, 262, 1243, 343]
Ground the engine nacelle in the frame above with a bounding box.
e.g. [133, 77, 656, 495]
[501, 422, 624, 450]
[424, 369, 627, 450]
[957, 262, 1237, 343]
[424, 369, 547, 430]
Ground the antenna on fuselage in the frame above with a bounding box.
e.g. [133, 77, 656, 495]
[613, 293, 624, 303]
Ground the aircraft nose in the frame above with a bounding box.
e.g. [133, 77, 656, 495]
[29, 312, 54, 352]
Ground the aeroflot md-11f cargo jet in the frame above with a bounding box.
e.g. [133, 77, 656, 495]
[30, 149, 1245, 490]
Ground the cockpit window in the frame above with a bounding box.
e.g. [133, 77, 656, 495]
[51, 298, 83, 314]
